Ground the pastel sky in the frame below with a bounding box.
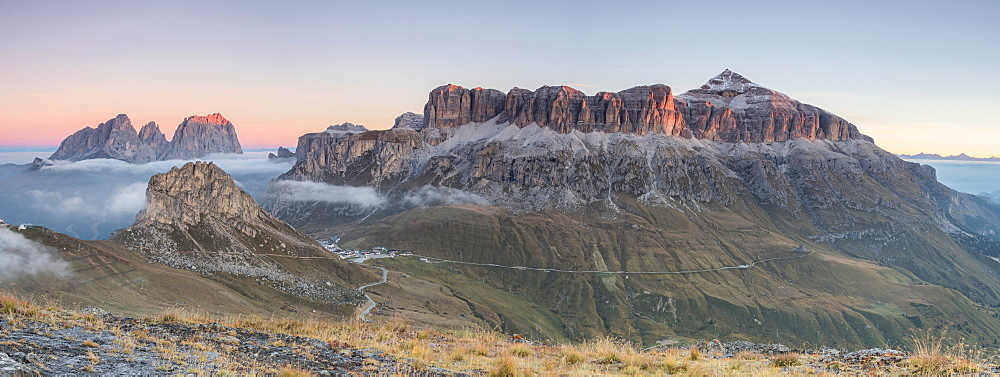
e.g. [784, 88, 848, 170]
[1, 0, 998, 156]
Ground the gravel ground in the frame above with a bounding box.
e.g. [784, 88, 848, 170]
[0, 310, 459, 375]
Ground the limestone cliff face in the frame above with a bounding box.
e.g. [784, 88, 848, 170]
[114, 161, 364, 304]
[51, 113, 243, 163]
[281, 71, 873, 208]
[419, 71, 868, 142]
[287, 128, 424, 186]
[423, 85, 506, 128]
[159, 114, 243, 160]
[50, 114, 157, 163]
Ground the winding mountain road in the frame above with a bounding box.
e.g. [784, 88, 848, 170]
[357, 265, 388, 322]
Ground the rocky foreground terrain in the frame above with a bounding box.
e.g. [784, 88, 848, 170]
[0, 291, 994, 375]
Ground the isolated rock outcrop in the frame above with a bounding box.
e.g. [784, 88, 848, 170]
[133, 161, 266, 229]
[114, 161, 363, 303]
[268, 146, 296, 161]
[51, 113, 243, 163]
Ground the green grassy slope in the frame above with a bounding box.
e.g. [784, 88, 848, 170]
[334, 200, 1000, 348]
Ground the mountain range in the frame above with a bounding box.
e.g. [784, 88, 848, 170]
[898, 153, 1000, 162]
[49, 113, 242, 163]
[4, 70, 1000, 350]
[263, 70, 1000, 347]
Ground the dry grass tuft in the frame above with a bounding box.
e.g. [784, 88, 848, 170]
[770, 353, 800, 367]
[562, 347, 584, 365]
[662, 352, 688, 374]
[0, 292, 41, 317]
[277, 364, 314, 377]
[508, 344, 531, 358]
[905, 329, 991, 375]
[582, 336, 631, 365]
[82, 339, 100, 348]
[489, 356, 521, 377]
[688, 345, 701, 361]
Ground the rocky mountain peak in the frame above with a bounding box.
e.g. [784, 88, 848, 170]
[698, 69, 760, 96]
[325, 123, 369, 133]
[136, 161, 265, 228]
[392, 112, 424, 130]
[183, 113, 231, 126]
[115, 161, 366, 304]
[51, 113, 244, 163]
[159, 113, 243, 160]
[106, 114, 135, 131]
[49, 114, 157, 163]
[138, 121, 168, 150]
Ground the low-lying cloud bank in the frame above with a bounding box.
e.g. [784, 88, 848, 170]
[0, 152, 293, 240]
[271, 181, 386, 207]
[401, 185, 491, 206]
[28, 182, 148, 218]
[270, 181, 491, 209]
[0, 227, 69, 281]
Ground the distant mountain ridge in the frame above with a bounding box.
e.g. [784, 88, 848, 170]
[898, 153, 1000, 162]
[49, 113, 242, 163]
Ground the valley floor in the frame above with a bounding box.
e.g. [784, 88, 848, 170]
[1, 291, 996, 376]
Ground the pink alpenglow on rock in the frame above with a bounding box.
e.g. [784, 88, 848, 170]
[418, 71, 870, 142]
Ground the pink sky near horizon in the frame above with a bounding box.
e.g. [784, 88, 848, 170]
[2, 82, 999, 157]
[1, 1, 997, 157]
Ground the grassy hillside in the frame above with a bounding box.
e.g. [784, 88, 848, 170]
[333, 200, 1000, 349]
[6, 225, 364, 319]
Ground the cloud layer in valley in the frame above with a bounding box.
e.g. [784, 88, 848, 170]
[270, 181, 386, 207]
[270, 181, 491, 209]
[0, 152, 293, 240]
[401, 185, 491, 206]
[0, 227, 69, 281]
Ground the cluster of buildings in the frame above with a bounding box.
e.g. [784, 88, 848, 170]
[319, 236, 413, 260]
[0, 218, 30, 231]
